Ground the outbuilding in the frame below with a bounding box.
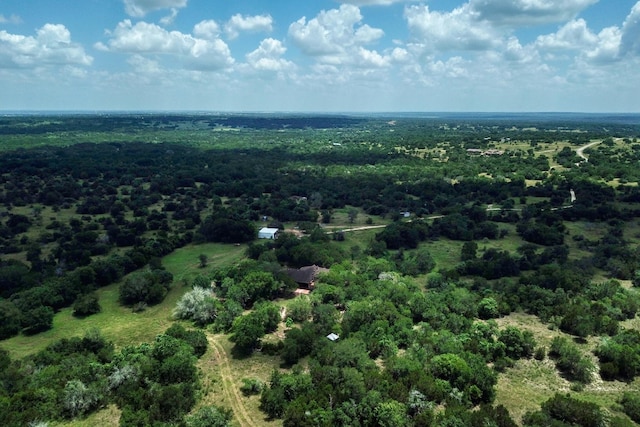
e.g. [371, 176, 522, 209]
[258, 227, 279, 239]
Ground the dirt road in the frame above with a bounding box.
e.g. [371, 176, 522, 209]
[208, 336, 258, 427]
[576, 140, 600, 162]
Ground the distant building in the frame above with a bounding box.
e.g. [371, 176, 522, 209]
[258, 227, 279, 239]
[326, 333, 339, 342]
[466, 148, 504, 156]
[285, 265, 328, 290]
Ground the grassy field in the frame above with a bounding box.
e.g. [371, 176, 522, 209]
[2, 242, 246, 360]
[495, 312, 640, 425]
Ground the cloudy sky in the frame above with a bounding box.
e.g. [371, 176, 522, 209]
[1, 0, 639, 112]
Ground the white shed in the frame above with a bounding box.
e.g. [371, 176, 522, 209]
[258, 227, 279, 239]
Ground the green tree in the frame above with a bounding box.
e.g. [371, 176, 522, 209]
[185, 405, 233, 427]
[72, 292, 101, 317]
[477, 297, 499, 320]
[0, 299, 22, 339]
[230, 312, 266, 354]
[621, 392, 640, 423]
[461, 241, 478, 261]
[288, 295, 312, 323]
[198, 254, 208, 268]
[22, 305, 55, 335]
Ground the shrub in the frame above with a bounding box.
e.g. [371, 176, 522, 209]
[173, 286, 218, 327]
[549, 337, 593, 384]
[621, 392, 640, 423]
[119, 269, 173, 307]
[240, 378, 264, 396]
[72, 293, 101, 317]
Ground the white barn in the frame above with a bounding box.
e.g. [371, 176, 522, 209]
[258, 227, 279, 239]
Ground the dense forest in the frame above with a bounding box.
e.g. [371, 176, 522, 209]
[1, 113, 640, 426]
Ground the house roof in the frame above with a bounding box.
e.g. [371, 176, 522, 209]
[259, 227, 279, 233]
[327, 333, 339, 341]
[285, 265, 328, 285]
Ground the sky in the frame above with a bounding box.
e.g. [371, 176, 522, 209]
[1, 0, 639, 112]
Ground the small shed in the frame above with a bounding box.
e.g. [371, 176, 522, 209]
[326, 333, 339, 342]
[258, 227, 279, 239]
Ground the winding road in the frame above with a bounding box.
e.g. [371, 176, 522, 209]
[575, 140, 600, 162]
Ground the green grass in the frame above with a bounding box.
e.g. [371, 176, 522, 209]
[162, 242, 247, 284]
[495, 312, 640, 425]
[1, 242, 246, 360]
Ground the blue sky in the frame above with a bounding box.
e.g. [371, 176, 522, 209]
[1, 0, 639, 112]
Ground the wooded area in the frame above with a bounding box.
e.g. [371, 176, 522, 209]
[0, 113, 639, 426]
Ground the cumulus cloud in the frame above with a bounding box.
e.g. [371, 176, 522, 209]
[620, 1, 640, 56]
[338, 0, 410, 5]
[246, 38, 294, 71]
[96, 20, 233, 70]
[469, 0, 598, 27]
[0, 24, 92, 69]
[288, 4, 384, 56]
[193, 20, 221, 40]
[123, 0, 187, 18]
[225, 14, 273, 40]
[503, 37, 539, 63]
[535, 19, 597, 50]
[405, 4, 499, 52]
[535, 19, 621, 63]
[128, 54, 162, 73]
[0, 14, 22, 24]
[288, 4, 400, 72]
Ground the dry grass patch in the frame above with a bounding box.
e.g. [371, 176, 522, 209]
[494, 312, 640, 425]
[63, 404, 121, 427]
[197, 334, 283, 427]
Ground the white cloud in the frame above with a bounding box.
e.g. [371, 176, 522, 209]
[97, 20, 233, 70]
[405, 4, 499, 52]
[585, 26, 621, 63]
[193, 20, 221, 40]
[503, 37, 539, 63]
[469, 0, 598, 27]
[620, 1, 640, 56]
[160, 8, 179, 26]
[0, 14, 22, 25]
[338, 0, 410, 5]
[0, 24, 92, 69]
[288, 4, 384, 56]
[246, 38, 295, 71]
[123, 0, 187, 18]
[224, 14, 273, 40]
[535, 19, 621, 63]
[128, 54, 162, 73]
[535, 19, 597, 50]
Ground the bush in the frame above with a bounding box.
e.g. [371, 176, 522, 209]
[119, 269, 173, 307]
[240, 378, 264, 396]
[173, 286, 218, 327]
[72, 293, 101, 317]
[288, 296, 312, 323]
[549, 337, 593, 384]
[621, 392, 640, 423]
[523, 393, 606, 427]
[185, 405, 233, 427]
[22, 305, 55, 335]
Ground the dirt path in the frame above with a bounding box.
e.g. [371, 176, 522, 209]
[575, 140, 600, 161]
[208, 336, 258, 427]
[323, 215, 446, 234]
